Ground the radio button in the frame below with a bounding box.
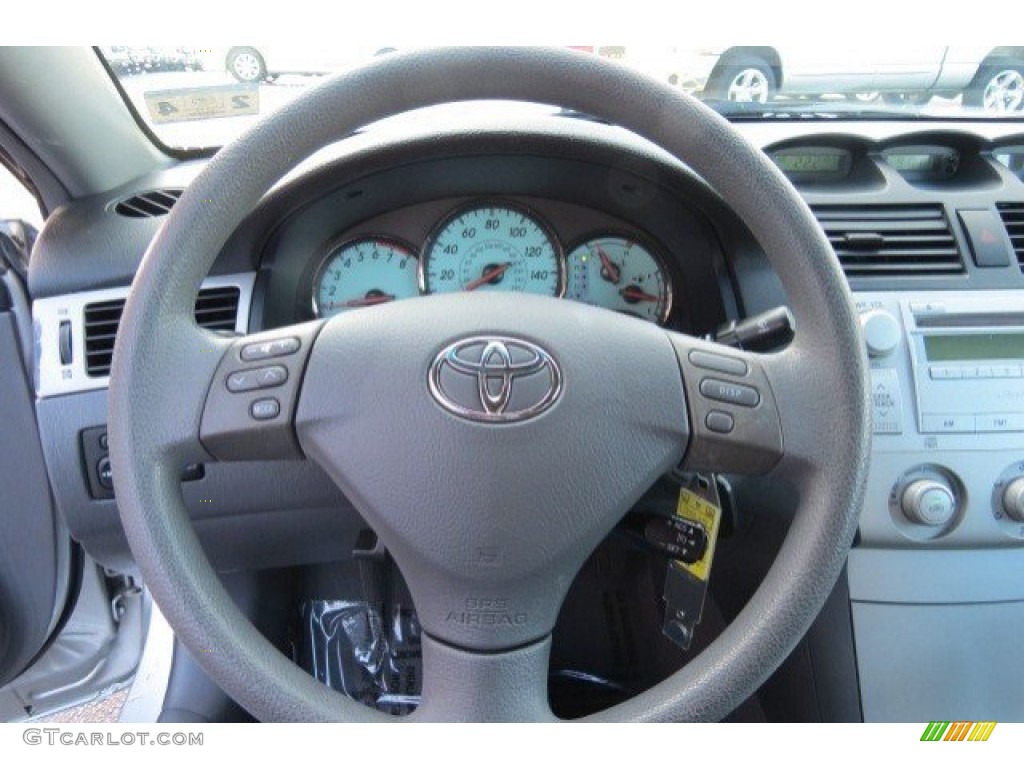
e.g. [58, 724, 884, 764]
[921, 413, 975, 433]
[870, 368, 903, 434]
[909, 302, 946, 315]
[704, 410, 735, 434]
[902, 479, 957, 527]
[698, 378, 760, 408]
[962, 365, 993, 379]
[688, 350, 748, 377]
[859, 310, 901, 358]
[1003, 478, 1024, 523]
[992, 364, 1023, 378]
[975, 413, 1024, 432]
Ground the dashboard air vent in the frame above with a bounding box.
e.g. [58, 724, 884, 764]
[811, 205, 963, 278]
[996, 203, 1024, 272]
[83, 286, 241, 377]
[113, 189, 183, 218]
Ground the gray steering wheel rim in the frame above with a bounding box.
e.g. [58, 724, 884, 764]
[108, 46, 869, 722]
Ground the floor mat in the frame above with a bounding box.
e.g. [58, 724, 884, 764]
[33, 688, 128, 723]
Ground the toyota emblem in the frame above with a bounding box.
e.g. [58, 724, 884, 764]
[428, 336, 562, 423]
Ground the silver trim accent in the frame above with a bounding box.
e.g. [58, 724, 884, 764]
[428, 335, 562, 423]
[119, 595, 174, 723]
[310, 235, 419, 318]
[33, 272, 256, 399]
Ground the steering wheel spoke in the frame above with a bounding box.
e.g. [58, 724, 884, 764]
[413, 635, 555, 722]
[199, 321, 324, 461]
[666, 332, 785, 475]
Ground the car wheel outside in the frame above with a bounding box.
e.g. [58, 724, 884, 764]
[966, 64, 1024, 113]
[226, 47, 266, 84]
[707, 59, 775, 103]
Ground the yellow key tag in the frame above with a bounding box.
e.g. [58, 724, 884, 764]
[674, 485, 722, 582]
[662, 475, 722, 650]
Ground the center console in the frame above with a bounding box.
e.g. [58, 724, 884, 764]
[850, 290, 1024, 722]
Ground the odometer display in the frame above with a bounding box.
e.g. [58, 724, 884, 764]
[421, 203, 562, 296]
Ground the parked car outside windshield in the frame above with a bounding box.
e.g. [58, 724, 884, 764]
[99, 45, 1024, 151]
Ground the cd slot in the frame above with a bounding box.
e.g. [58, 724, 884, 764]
[916, 312, 1024, 328]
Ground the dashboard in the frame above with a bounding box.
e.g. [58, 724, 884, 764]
[23, 110, 1024, 722]
[237, 132, 741, 340]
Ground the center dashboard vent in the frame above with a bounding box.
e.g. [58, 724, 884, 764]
[113, 189, 183, 218]
[83, 286, 241, 377]
[811, 204, 964, 278]
[996, 203, 1024, 272]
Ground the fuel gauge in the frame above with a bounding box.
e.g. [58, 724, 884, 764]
[565, 234, 672, 325]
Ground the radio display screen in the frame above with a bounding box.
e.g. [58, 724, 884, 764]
[924, 333, 1024, 362]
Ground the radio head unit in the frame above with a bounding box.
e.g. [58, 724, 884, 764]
[906, 298, 1024, 434]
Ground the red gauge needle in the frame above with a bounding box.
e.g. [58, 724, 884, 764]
[464, 263, 510, 291]
[596, 247, 621, 284]
[620, 286, 660, 303]
[326, 293, 395, 309]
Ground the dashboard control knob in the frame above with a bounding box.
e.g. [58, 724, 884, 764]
[1002, 478, 1024, 523]
[860, 309, 901, 358]
[901, 479, 957, 527]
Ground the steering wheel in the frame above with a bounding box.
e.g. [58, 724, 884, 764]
[108, 47, 869, 722]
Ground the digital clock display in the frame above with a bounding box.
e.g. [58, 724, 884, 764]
[886, 153, 939, 172]
[883, 146, 959, 178]
[773, 153, 843, 173]
[769, 147, 851, 180]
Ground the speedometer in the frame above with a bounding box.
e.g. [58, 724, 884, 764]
[421, 202, 562, 296]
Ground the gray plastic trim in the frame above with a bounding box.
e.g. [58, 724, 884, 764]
[0, 48, 170, 198]
[853, 600, 1024, 722]
[34, 273, 254, 398]
[849, 547, 1024, 603]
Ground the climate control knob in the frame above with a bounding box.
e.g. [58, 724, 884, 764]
[859, 309, 901, 358]
[1002, 478, 1024, 522]
[901, 479, 957, 527]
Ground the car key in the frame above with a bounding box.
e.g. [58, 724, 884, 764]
[662, 473, 723, 651]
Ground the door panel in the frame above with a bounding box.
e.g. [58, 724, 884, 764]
[778, 46, 878, 93]
[0, 274, 70, 686]
[873, 46, 948, 91]
[0, 202, 71, 687]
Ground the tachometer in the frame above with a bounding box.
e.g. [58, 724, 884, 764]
[565, 234, 672, 324]
[312, 237, 419, 318]
[421, 202, 562, 296]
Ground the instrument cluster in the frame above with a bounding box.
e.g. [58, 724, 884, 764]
[312, 200, 674, 325]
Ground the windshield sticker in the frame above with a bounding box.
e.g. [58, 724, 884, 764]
[143, 84, 259, 124]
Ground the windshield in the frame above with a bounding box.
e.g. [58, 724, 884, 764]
[98, 46, 1024, 151]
